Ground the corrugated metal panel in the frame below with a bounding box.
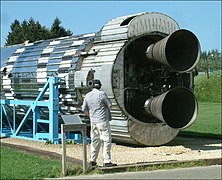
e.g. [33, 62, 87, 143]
[128, 12, 180, 38]
[98, 33, 128, 42]
[101, 26, 128, 36]
[95, 12, 146, 43]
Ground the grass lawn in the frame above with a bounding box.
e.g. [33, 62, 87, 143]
[0, 146, 63, 179]
[0, 145, 87, 179]
[180, 102, 221, 137]
[0, 145, 95, 179]
[194, 72, 221, 103]
[1, 145, 208, 179]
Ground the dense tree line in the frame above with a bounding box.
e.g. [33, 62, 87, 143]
[5, 17, 72, 46]
[197, 49, 221, 78]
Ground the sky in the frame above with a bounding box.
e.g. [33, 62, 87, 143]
[1, 1, 221, 52]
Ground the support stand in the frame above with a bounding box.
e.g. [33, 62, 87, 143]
[0, 77, 60, 143]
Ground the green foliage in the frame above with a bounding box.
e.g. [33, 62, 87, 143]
[50, 17, 72, 39]
[194, 72, 221, 102]
[45, 139, 53, 145]
[67, 140, 78, 144]
[197, 50, 221, 73]
[5, 17, 73, 46]
[5, 20, 22, 46]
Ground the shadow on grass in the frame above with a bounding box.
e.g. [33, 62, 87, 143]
[179, 131, 222, 139]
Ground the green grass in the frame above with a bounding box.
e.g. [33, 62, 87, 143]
[124, 161, 207, 173]
[1, 146, 61, 179]
[0, 146, 86, 179]
[181, 102, 221, 137]
[194, 72, 221, 103]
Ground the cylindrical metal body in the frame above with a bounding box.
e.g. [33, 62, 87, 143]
[1, 12, 200, 146]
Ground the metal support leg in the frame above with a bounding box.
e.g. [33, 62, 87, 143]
[82, 129, 87, 174]
[13, 105, 16, 134]
[0, 104, 2, 134]
[62, 124, 67, 176]
[33, 107, 40, 140]
[49, 77, 59, 143]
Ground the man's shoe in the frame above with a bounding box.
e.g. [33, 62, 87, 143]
[103, 162, 117, 167]
[90, 161, 97, 167]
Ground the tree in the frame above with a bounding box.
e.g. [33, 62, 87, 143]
[26, 18, 51, 42]
[5, 17, 73, 46]
[197, 50, 221, 78]
[50, 17, 72, 38]
[5, 19, 22, 46]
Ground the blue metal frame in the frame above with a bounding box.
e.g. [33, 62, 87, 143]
[0, 77, 60, 143]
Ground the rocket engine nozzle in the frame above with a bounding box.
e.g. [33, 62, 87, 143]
[146, 29, 200, 73]
[144, 87, 198, 129]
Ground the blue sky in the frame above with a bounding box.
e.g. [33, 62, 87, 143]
[1, 1, 221, 52]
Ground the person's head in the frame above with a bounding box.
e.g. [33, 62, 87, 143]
[92, 79, 102, 89]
